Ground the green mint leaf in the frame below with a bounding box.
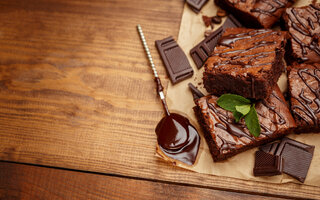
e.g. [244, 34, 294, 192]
[235, 104, 251, 116]
[232, 111, 243, 123]
[217, 94, 251, 112]
[244, 104, 261, 137]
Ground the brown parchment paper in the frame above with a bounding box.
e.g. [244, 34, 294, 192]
[164, 0, 320, 186]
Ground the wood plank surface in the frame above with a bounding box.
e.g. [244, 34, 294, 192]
[0, 0, 319, 199]
[0, 162, 287, 200]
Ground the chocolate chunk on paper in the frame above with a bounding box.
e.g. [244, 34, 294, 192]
[190, 15, 242, 69]
[275, 137, 315, 183]
[186, 0, 208, 13]
[254, 151, 283, 176]
[155, 36, 193, 84]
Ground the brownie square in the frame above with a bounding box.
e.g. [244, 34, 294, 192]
[282, 4, 320, 64]
[203, 28, 287, 100]
[215, 0, 295, 28]
[194, 85, 296, 161]
[288, 63, 320, 133]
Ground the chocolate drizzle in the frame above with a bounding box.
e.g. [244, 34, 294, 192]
[217, 134, 237, 153]
[251, 0, 286, 17]
[213, 29, 277, 69]
[287, 5, 320, 61]
[156, 113, 200, 165]
[292, 68, 320, 125]
[207, 100, 253, 141]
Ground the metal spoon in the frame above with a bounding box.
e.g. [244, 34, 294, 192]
[137, 25, 200, 165]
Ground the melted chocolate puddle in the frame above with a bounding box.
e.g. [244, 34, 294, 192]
[156, 113, 200, 165]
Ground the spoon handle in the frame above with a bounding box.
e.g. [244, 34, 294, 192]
[137, 24, 170, 116]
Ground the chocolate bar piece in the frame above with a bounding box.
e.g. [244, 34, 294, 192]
[155, 36, 193, 84]
[275, 137, 315, 183]
[188, 83, 204, 100]
[259, 141, 280, 155]
[186, 0, 208, 13]
[253, 151, 283, 176]
[193, 85, 296, 161]
[190, 15, 242, 69]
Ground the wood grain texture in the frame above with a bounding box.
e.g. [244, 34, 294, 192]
[0, 162, 287, 200]
[0, 0, 319, 199]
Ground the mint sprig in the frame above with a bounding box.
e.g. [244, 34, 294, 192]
[217, 94, 261, 137]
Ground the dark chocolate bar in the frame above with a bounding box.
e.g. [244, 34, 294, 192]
[155, 36, 193, 84]
[190, 15, 242, 69]
[186, 0, 208, 13]
[188, 83, 204, 100]
[275, 137, 315, 183]
[253, 151, 283, 176]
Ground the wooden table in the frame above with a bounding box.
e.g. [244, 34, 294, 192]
[0, 0, 319, 199]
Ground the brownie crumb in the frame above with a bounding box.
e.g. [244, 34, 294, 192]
[217, 9, 227, 17]
[202, 15, 212, 27]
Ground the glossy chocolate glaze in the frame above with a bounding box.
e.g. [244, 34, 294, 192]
[195, 85, 296, 161]
[283, 4, 320, 63]
[156, 113, 200, 165]
[288, 63, 320, 129]
[251, 0, 286, 17]
[207, 28, 284, 72]
[215, 0, 294, 28]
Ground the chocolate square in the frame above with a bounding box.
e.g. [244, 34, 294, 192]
[155, 36, 193, 84]
[190, 15, 242, 69]
[253, 151, 283, 176]
[275, 137, 315, 183]
[186, 0, 208, 13]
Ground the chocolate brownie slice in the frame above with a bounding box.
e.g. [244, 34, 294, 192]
[282, 4, 320, 64]
[288, 63, 320, 133]
[194, 85, 296, 161]
[203, 28, 287, 100]
[215, 0, 295, 28]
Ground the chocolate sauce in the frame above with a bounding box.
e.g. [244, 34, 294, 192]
[207, 100, 253, 141]
[251, 0, 286, 16]
[213, 30, 278, 70]
[218, 29, 272, 48]
[156, 113, 200, 165]
[287, 6, 320, 60]
[292, 68, 320, 125]
[217, 134, 236, 153]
